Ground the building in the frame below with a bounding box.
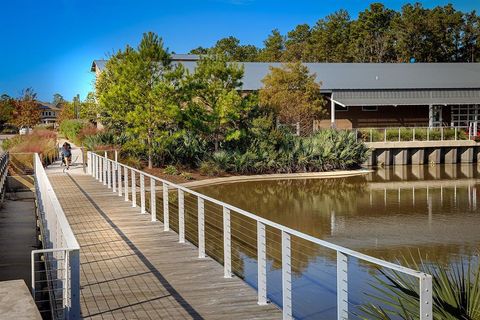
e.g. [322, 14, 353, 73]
[91, 55, 480, 131]
[38, 102, 61, 124]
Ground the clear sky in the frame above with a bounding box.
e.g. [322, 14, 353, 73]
[1, 0, 479, 102]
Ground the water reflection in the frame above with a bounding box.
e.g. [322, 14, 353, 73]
[192, 164, 480, 319]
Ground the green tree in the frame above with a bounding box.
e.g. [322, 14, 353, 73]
[349, 3, 398, 62]
[258, 29, 285, 62]
[52, 93, 65, 105]
[259, 62, 326, 135]
[461, 11, 480, 62]
[185, 54, 254, 151]
[96, 32, 176, 168]
[79, 92, 99, 123]
[393, 3, 430, 62]
[306, 10, 352, 62]
[211, 36, 259, 61]
[0, 94, 15, 131]
[283, 24, 311, 61]
[12, 88, 41, 130]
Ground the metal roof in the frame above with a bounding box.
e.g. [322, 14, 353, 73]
[333, 89, 480, 106]
[91, 59, 480, 91]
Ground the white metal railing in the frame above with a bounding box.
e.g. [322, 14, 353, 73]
[349, 126, 472, 143]
[88, 151, 433, 320]
[33, 153, 80, 319]
[0, 152, 9, 203]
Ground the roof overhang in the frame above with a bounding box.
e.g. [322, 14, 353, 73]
[331, 89, 480, 106]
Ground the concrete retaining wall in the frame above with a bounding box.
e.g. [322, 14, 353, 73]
[365, 141, 479, 166]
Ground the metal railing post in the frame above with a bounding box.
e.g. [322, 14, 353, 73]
[140, 174, 146, 214]
[257, 221, 267, 305]
[427, 127, 430, 141]
[398, 127, 401, 141]
[337, 251, 348, 320]
[198, 198, 205, 258]
[223, 207, 232, 278]
[163, 183, 169, 231]
[413, 128, 416, 141]
[150, 179, 156, 222]
[420, 274, 433, 320]
[108, 160, 112, 188]
[455, 127, 458, 140]
[100, 156, 104, 183]
[370, 128, 373, 142]
[131, 170, 136, 207]
[112, 160, 117, 193]
[87, 152, 91, 175]
[124, 167, 129, 202]
[384, 128, 387, 142]
[117, 164, 122, 196]
[178, 189, 185, 243]
[282, 231, 292, 320]
[441, 127, 444, 140]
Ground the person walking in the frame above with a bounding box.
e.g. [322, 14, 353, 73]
[61, 142, 72, 170]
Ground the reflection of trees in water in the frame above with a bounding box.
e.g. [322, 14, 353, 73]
[190, 178, 369, 276]
[197, 177, 367, 236]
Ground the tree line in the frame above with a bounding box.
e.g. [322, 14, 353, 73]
[190, 2, 480, 63]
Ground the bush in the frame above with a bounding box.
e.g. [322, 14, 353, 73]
[163, 165, 178, 175]
[199, 161, 223, 176]
[180, 172, 194, 180]
[59, 119, 86, 143]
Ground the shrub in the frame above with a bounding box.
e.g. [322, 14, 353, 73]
[163, 165, 178, 175]
[199, 161, 223, 176]
[59, 119, 86, 143]
[180, 172, 194, 180]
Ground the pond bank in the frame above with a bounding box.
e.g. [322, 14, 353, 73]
[181, 168, 372, 188]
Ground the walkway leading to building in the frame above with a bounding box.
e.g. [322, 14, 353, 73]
[46, 157, 280, 319]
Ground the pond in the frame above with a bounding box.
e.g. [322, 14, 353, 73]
[189, 164, 480, 319]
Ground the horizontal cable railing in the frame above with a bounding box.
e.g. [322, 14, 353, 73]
[33, 153, 80, 320]
[0, 152, 9, 204]
[327, 126, 472, 143]
[88, 151, 433, 320]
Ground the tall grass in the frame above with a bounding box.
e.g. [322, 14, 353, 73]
[2, 129, 58, 172]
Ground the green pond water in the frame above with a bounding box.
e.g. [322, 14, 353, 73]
[186, 164, 480, 319]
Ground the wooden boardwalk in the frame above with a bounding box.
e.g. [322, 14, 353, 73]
[46, 164, 280, 319]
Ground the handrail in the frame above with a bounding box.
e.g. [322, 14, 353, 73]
[88, 151, 433, 320]
[33, 153, 80, 319]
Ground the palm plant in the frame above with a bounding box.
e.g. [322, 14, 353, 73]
[358, 255, 480, 320]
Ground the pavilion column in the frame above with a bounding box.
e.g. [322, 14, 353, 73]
[331, 100, 336, 128]
[428, 104, 433, 128]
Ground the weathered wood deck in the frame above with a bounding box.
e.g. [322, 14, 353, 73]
[46, 164, 280, 319]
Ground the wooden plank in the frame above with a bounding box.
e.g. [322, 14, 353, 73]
[46, 167, 281, 320]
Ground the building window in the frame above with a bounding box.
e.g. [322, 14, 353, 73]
[362, 106, 378, 112]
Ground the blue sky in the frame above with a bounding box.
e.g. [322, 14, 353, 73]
[1, 0, 479, 102]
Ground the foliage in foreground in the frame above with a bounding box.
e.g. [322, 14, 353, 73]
[358, 256, 480, 320]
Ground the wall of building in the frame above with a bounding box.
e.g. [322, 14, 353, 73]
[317, 104, 430, 129]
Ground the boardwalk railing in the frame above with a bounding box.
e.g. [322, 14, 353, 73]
[32, 153, 80, 319]
[353, 126, 471, 143]
[88, 151, 433, 320]
[0, 152, 9, 204]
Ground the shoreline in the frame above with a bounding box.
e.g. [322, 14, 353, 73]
[181, 168, 373, 188]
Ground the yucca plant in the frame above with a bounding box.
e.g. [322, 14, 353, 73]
[358, 255, 480, 320]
